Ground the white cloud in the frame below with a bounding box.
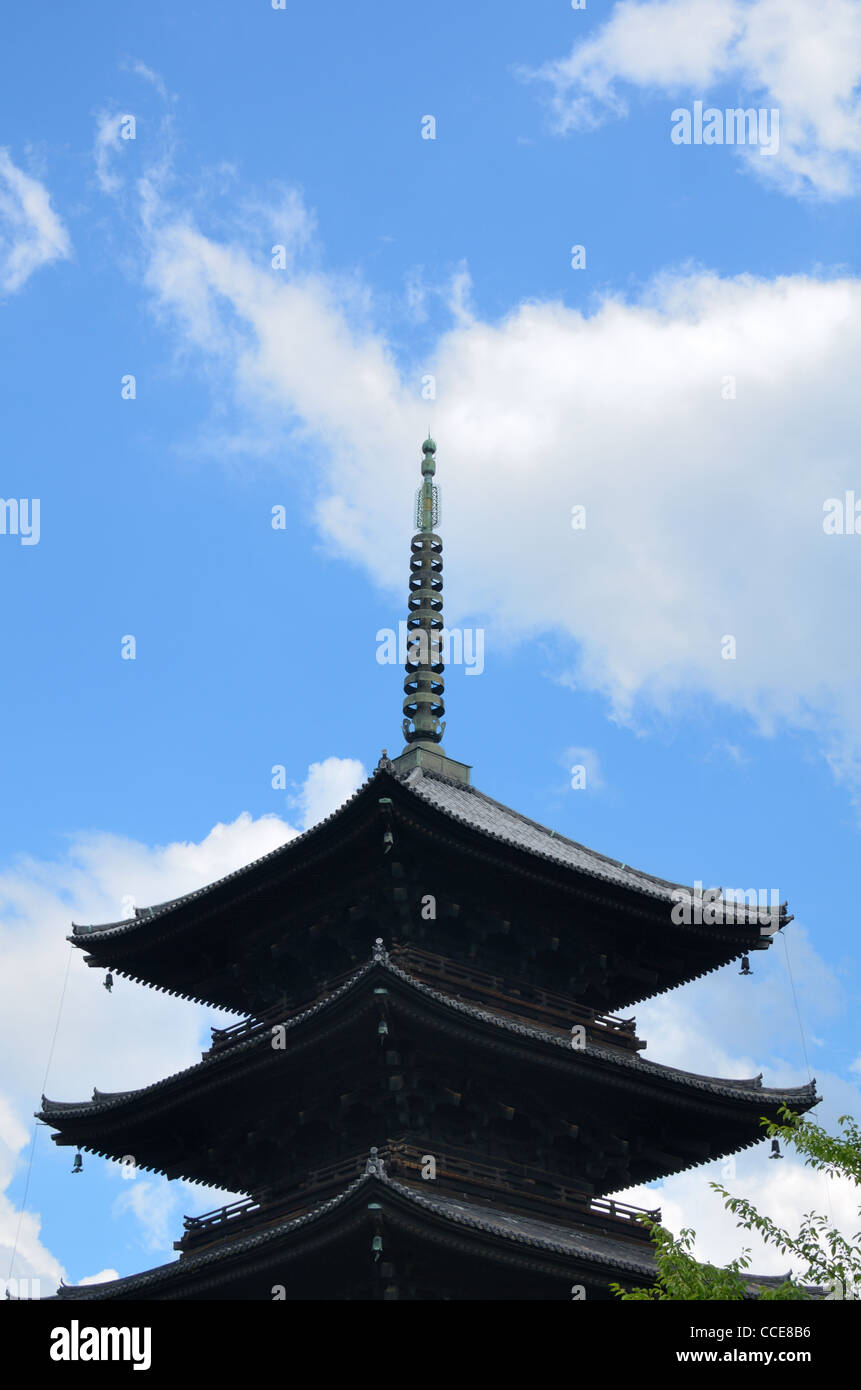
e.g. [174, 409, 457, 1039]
[291, 756, 366, 829]
[112, 1179, 182, 1252]
[528, 0, 861, 197]
[709, 739, 750, 767]
[616, 1153, 860, 1277]
[0, 150, 71, 294]
[0, 1096, 64, 1295]
[78, 1268, 119, 1285]
[93, 62, 177, 198]
[636, 921, 843, 1066]
[137, 197, 861, 808]
[93, 112, 125, 196]
[609, 923, 861, 1271]
[130, 61, 170, 103]
[404, 267, 429, 323]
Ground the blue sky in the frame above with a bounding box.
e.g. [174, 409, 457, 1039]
[2, 0, 861, 1291]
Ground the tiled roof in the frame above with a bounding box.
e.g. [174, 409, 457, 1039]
[68, 767, 389, 940]
[70, 762, 782, 941]
[38, 950, 818, 1121]
[393, 1181, 658, 1275]
[403, 767, 685, 901]
[49, 1161, 657, 1299]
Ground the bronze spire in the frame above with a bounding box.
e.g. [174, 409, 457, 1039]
[402, 436, 445, 750]
[394, 437, 471, 784]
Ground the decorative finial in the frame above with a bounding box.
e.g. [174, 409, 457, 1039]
[416, 438, 439, 527]
[365, 1145, 386, 1176]
[402, 438, 445, 750]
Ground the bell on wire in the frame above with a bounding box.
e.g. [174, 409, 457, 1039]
[769, 1138, 783, 1160]
[739, 955, 752, 976]
[71, 1152, 83, 1174]
[104, 973, 113, 993]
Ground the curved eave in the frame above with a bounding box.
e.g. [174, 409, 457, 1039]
[402, 764, 790, 931]
[69, 765, 390, 944]
[48, 1166, 657, 1300]
[72, 937, 780, 1018]
[37, 953, 819, 1129]
[404, 765, 692, 901]
[67, 762, 785, 1015]
[69, 761, 785, 940]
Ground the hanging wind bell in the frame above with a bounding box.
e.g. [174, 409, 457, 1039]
[104, 972, 113, 993]
[739, 955, 752, 976]
[769, 1138, 783, 1160]
[71, 1152, 83, 1174]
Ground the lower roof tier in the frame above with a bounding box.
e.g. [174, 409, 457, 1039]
[174, 1139, 661, 1255]
[39, 944, 818, 1196]
[46, 1148, 807, 1302]
[48, 1152, 661, 1301]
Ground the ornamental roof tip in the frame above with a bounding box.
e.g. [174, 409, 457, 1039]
[364, 1145, 386, 1176]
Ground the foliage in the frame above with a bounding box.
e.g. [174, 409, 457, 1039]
[609, 1219, 806, 1300]
[611, 1108, 860, 1300]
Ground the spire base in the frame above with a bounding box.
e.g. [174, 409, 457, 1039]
[392, 744, 471, 785]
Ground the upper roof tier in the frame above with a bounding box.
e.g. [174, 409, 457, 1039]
[69, 759, 788, 1015]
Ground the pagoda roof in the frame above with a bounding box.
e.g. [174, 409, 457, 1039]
[48, 1156, 658, 1300]
[68, 761, 784, 1012]
[403, 766, 689, 901]
[38, 947, 817, 1141]
[72, 761, 785, 938]
[70, 761, 790, 945]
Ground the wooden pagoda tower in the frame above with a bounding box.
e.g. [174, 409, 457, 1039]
[39, 438, 817, 1300]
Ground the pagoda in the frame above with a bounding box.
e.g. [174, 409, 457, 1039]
[39, 438, 817, 1300]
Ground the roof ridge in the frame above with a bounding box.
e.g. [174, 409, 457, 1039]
[408, 773, 701, 899]
[69, 765, 783, 947]
[380, 1173, 656, 1272]
[38, 953, 818, 1121]
[50, 1164, 660, 1298]
[383, 958, 816, 1101]
[52, 1169, 375, 1299]
[71, 767, 388, 937]
[38, 957, 378, 1117]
